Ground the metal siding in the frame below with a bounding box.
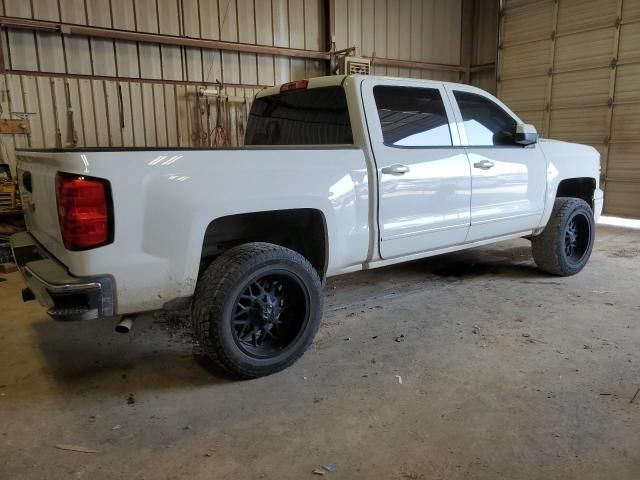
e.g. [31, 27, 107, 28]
[556, 0, 618, 33]
[502, 1, 553, 44]
[615, 63, 640, 102]
[551, 68, 611, 108]
[501, 0, 640, 218]
[553, 28, 615, 72]
[500, 76, 547, 111]
[500, 39, 550, 78]
[618, 22, 640, 63]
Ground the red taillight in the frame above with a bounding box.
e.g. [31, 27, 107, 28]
[280, 79, 309, 92]
[55, 173, 113, 250]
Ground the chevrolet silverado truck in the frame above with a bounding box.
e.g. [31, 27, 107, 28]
[10, 75, 603, 378]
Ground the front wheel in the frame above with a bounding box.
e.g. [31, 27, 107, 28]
[192, 242, 323, 379]
[531, 197, 595, 276]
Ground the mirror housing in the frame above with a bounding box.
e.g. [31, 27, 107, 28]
[514, 123, 538, 146]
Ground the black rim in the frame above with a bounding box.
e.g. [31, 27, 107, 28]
[231, 271, 310, 359]
[564, 212, 591, 265]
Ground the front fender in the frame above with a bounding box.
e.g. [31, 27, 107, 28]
[536, 139, 602, 231]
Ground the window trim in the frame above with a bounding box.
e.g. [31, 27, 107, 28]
[445, 86, 526, 149]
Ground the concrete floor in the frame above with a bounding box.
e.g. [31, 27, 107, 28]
[1, 224, 639, 480]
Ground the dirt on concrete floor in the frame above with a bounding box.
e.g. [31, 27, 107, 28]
[1, 224, 639, 480]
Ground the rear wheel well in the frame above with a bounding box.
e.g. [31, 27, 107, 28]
[200, 209, 327, 279]
[556, 178, 596, 209]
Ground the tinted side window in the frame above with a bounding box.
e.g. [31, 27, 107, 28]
[245, 86, 353, 145]
[373, 86, 452, 147]
[453, 91, 518, 146]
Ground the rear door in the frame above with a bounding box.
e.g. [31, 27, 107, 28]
[445, 86, 547, 242]
[361, 78, 471, 259]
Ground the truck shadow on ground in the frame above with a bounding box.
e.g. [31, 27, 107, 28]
[30, 313, 226, 394]
[30, 242, 546, 391]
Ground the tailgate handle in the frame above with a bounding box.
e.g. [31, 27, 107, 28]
[22, 171, 32, 192]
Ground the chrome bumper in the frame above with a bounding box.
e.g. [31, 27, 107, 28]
[9, 232, 114, 321]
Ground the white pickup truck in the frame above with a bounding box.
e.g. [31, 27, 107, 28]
[11, 74, 603, 378]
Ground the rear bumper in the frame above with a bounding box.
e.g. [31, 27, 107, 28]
[9, 232, 114, 321]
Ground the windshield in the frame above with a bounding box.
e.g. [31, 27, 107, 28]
[245, 86, 353, 146]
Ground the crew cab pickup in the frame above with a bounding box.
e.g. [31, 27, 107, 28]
[11, 75, 603, 378]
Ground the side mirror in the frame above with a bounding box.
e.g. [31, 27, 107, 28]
[514, 123, 538, 146]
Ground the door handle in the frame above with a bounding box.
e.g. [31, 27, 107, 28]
[473, 160, 495, 170]
[381, 164, 410, 175]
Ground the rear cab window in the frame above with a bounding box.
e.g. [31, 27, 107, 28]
[245, 86, 354, 146]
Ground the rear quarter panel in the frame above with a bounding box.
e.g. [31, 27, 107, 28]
[17, 148, 370, 314]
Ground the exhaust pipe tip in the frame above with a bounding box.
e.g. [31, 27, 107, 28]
[115, 317, 134, 334]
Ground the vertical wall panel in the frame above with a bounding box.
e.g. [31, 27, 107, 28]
[112, 0, 140, 78]
[129, 82, 147, 147]
[104, 80, 123, 146]
[158, 0, 184, 81]
[136, 0, 163, 79]
[164, 84, 179, 145]
[36, 77, 58, 147]
[219, 0, 241, 84]
[141, 83, 157, 146]
[6, 75, 28, 149]
[32, 1, 66, 74]
[272, 0, 291, 84]
[58, 0, 92, 74]
[255, 0, 275, 85]
[85, 0, 116, 76]
[78, 79, 97, 147]
[4, 1, 38, 71]
[237, 0, 258, 85]
[91, 80, 110, 147]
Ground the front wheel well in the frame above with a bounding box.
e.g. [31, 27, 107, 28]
[200, 209, 328, 279]
[555, 178, 596, 209]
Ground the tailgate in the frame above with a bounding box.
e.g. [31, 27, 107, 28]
[17, 151, 78, 265]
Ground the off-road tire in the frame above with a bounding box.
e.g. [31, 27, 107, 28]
[192, 242, 323, 379]
[532, 197, 595, 276]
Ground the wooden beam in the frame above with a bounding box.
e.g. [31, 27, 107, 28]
[0, 119, 30, 134]
[5, 69, 265, 90]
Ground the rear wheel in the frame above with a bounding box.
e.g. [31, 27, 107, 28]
[192, 242, 323, 379]
[532, 197, 595, 276]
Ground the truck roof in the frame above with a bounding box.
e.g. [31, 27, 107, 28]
[255, 74, 479, 98]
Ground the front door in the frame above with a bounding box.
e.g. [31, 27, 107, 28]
[362, 78, 471, 259]
[445, 86, 547, 242]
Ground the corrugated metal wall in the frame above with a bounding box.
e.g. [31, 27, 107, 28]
[334, 0, 461, 81]
[0, 0, 497, 175]
[498, 0, 640, 218]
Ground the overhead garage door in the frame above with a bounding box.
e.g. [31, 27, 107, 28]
[498, 0, 640, 218]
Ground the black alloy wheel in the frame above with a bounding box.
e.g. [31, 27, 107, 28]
[231, 272, 310, 358]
